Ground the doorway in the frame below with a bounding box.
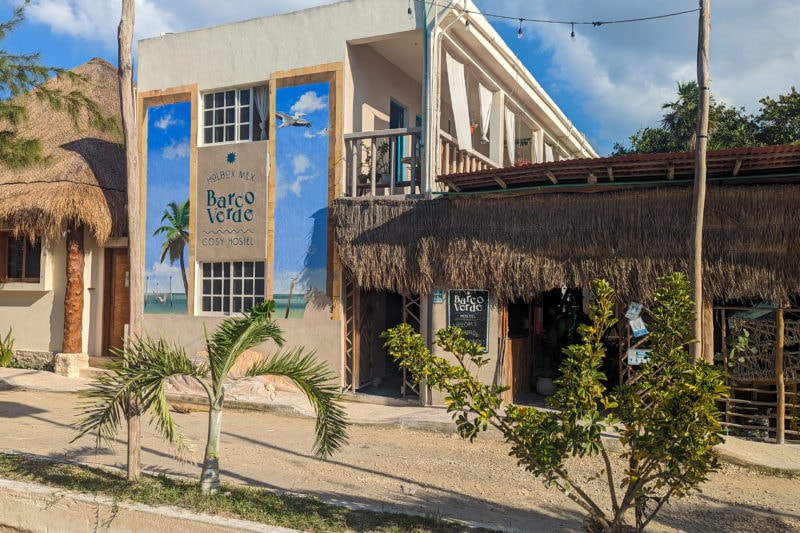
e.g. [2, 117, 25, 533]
[102, 248, 130, 356]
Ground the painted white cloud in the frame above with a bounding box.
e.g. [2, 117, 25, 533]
[290, 91, 328, 115]
[162, 138, 190, 160]
[154, 112, 181, 131]
[304, 127, 329, 139]
[275, 154, 316, 200]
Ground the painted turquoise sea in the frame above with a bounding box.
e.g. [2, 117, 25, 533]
[142, 293, 306, 317]
[144, 293, 188, 314]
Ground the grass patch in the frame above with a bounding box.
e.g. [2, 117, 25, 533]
[0, 453, 485, 532]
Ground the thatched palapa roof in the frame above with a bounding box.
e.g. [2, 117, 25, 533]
[0, 58, 125, 243]
[333, 146, 800, 304]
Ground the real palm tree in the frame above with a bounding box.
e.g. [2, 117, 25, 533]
[73, 300, 349, 494]
[153, 199, 190, 295]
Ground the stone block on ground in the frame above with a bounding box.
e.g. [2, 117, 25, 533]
[53, 353, 89, 378]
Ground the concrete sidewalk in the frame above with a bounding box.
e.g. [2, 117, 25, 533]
[1, 366, 798, 473]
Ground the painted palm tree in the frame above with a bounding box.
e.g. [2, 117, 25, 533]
[73, 300, 348, 494]
[153, 199, 190, 295]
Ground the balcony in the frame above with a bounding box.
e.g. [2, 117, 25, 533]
[343, 127, 499, 197]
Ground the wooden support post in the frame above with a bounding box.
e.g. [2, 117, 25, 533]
[776, 308, 785, 444]
[702, 300, 714, 363]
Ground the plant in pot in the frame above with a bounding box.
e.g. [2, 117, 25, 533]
[359, 140, 391, 185]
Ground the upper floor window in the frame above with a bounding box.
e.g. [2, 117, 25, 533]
[202, 86, 268, 145]
[1, 233, 41, 282]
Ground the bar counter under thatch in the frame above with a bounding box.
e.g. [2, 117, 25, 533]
[333, 183, 800, 303]
[0, 58, 125, 242]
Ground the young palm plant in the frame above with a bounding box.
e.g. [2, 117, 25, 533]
[74, 300, 348, 494]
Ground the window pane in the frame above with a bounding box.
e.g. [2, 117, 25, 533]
[212, 279, 222, 294]
[204, 93, 214, 108]
[254, 279, 264, 295]
[202, 297, 212, 312]
[239, 124, 249, 141]
[212, 262, 222, 276]
[223, 296, 230, 313]
[25, 240, 39, 278]
[203, 280, 211, 293]
[239, 107, 250, 122]
[225, 108, 235, 124]
[255, 262, 265, 277]
[225, 125, 235, 141]
[212, 297, 222, 312]
[214, 109, 224, 124]
[214, 92, 224, 107]
[233, 262, 242, 277]
[6, 237, 22, 278]
[233, 279, 242, 294]
[214, 126, 224, 143]
[225, 90, 235, 106]
[233, 297, 242, 313]
[204, 109, 213, 125]
[204, 128, 213, 144]
[244, 279, 253, 294]
[244, 262, 254, 276]
[240, 88, 250, 105]
[202, 263, 212, 276]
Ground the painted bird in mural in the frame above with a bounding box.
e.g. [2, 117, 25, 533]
[275, 111, 312, 128]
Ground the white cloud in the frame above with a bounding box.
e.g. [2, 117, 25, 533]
[292, 154, 312, 174]
[304, 127, 329, 139]
[146, 261, 182, 292]
[291, 91, 327, 115]
[162, 138, 190, 160]
[476, 0, 800, 154]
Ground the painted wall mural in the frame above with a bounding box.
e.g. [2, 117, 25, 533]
[273, 82, 330, 318]
[144, 102, 191, 314]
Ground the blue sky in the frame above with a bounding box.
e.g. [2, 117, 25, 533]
[6, 0, 799, 155]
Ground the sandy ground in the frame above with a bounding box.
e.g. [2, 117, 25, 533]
[0, 389, 798, 532]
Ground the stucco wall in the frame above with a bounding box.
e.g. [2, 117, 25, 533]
[0, 230, 110, 358]
[137, 0, 420, 94]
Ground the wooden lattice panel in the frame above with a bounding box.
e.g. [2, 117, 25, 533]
[727, 316, 800, 383]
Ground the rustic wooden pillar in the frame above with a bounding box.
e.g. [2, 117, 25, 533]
[702, 300, 714, 364]
[62, 224, 84, 353]
[776, 308, 785, 444]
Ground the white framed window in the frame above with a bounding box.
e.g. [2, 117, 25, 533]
[1, 233, 41, 283]
[203, 88, 253, 144]
[200, 261, 266, 314]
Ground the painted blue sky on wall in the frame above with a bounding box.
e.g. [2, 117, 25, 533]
[273, 82, 330, 315]
[144, 102, 191, 314]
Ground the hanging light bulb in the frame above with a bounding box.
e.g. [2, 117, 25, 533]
[517, 18, 523, 39]
[407, 0, 412, 18]
[465, 13, 470, 31]
[570, 22, 576, 42]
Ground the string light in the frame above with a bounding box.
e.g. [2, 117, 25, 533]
[407, 0, 412, 18]
[413, 1, 699, 43]
[465, 13, 470, 30]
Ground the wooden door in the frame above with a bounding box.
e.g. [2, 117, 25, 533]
[103, 248, 130, 355]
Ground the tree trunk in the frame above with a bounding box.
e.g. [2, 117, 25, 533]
[179, 251, 188, 296]
[691, 0, 710, 362]
[118, 0, 141, 482]
[200, 400, 224, 494]
[62, 224, 84, 353]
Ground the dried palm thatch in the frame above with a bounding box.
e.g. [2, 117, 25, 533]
[333, 184, 800, 303]
[0, 58, 125, 243]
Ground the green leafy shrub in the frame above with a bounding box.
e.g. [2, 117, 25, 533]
[382, 273, 728, 532]
[0, 327, 13, 367]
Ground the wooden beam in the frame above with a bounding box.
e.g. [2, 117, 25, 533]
[776, 308, 785, 444]
[545, 171, 558, 184]
[493, 177, 507, 189]
[733, 158, 742, 177]
[607, 166, 614, 181]
[444, 180, 461, 192]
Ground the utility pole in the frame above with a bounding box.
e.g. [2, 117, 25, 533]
[118, 0, 142, 481]
[691, 0, 710, 362]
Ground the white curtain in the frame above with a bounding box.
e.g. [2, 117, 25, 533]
[445, 52, 472, 152]
[544, 143, 555, 162]
[504, 107, 516, 164]
[253, 85, 269, 140]
[531, 131, 539, 163]
[478, 83, 492, 144]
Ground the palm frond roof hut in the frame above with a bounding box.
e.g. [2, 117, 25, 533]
[0, 57, 125, 242]
[333, 144, 800, 303]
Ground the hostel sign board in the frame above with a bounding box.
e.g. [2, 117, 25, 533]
[196, 141, 268, 261]
[447, 289, 490, 352]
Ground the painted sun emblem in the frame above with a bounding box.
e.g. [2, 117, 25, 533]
[226, 152, 236, 164]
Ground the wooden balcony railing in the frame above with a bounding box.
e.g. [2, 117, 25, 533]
[438, 130, 496, 175]
[343, 128, 421, 197]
